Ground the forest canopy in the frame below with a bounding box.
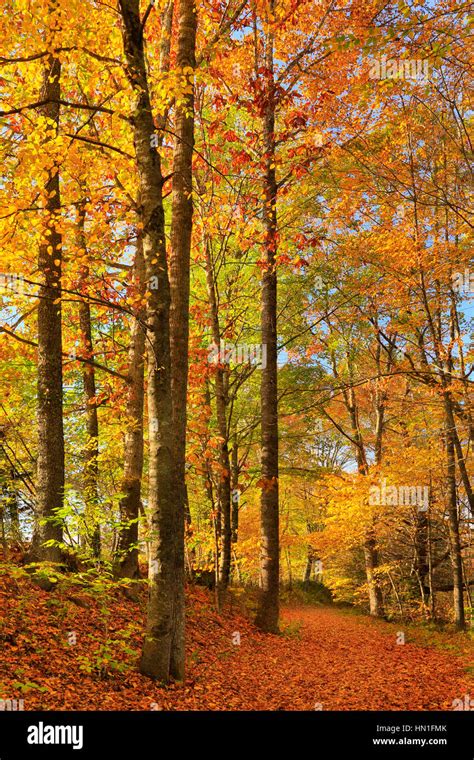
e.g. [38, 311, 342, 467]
[0, 0, 472, 689]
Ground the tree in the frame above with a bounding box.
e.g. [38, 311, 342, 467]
[118, 0, 179, 682]
[254, 0, 280, 633]
[31, 10, 65, 564]
[75, 199, 101, 559]
[114, 232, 146, 580]
[169, 0, 197, 679]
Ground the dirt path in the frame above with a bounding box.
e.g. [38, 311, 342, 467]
[151, 604, 473, 711]
[1, 570, 472, 710]
[195, 606, 472, 711]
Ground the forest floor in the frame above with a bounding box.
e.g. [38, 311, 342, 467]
[0, 562, 472, 711]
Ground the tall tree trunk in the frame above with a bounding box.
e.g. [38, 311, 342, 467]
[77, 203, 100, 559]
[344, 383, 384, 617]
[79, 299, 100, 558]
[444, 396, 465, 629]
[347, 374, 385, 618]
[31, 46, 64, 564]
[255, 8, 279, 633]
[114, 0, 174, 582]
[363, 532, 384, 616]
[365, 348, 386, 618]
[231, 436, 239, 544]
[218, 448, 232, 590]
[427, 501, 436, 619]
[416, 214, 466, 628]
[114, 234, 146, 579]
[118, 0, 177, 682]
[450, 270, 474, 516]
[414, 509, 429, 605]
[168, 0, 197, 679]
[450, 407, 474, 516]
[204, 238, 232, 590]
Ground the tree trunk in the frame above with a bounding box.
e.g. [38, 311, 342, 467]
[414, 509, 429, 609]
[118, 0, 177, 682]
[31, 47, 64, 564]
[77, 203, 100, 559]
[427, 499, 436, 619]
[303, 553, 313, 584]
[255, 8, 279, 633]
[78, 300, 100, 558]
[168, 0, 197, 680]
[363, 531, 384, 617]
[285, 548, 292, 589]
[451, 408, 474, 516]
[114, 234, 146, 580]
[347, 376, 385, 618]
[204, 238, 232, 590]
[114, 0, 173, 581]
[444, 396, 465, 629]
[231, 437, 239, 544]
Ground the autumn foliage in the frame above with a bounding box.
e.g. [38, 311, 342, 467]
[0, 0, 472, 708]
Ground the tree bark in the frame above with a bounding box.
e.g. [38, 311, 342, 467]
[204, 238, 232, 590]
[451, 409, 474, 516]
[168, 0, 196, 679]
[31, 46, 64, 564]
[114, 0, 174, 582]
[346, 380, 384, 617]
[363, 531, 384, 616]
[444, 396, 465, 629]
[255, 7, 279, 633]
[114, 234, 146, 579]
[231, 436, 239, 544]
[77, 203, 100, 559]
[78, 301, 100, 558]
[118, 0, 177, 682]
[303, 553, 313, 584]
[414, 508, 429, 606]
